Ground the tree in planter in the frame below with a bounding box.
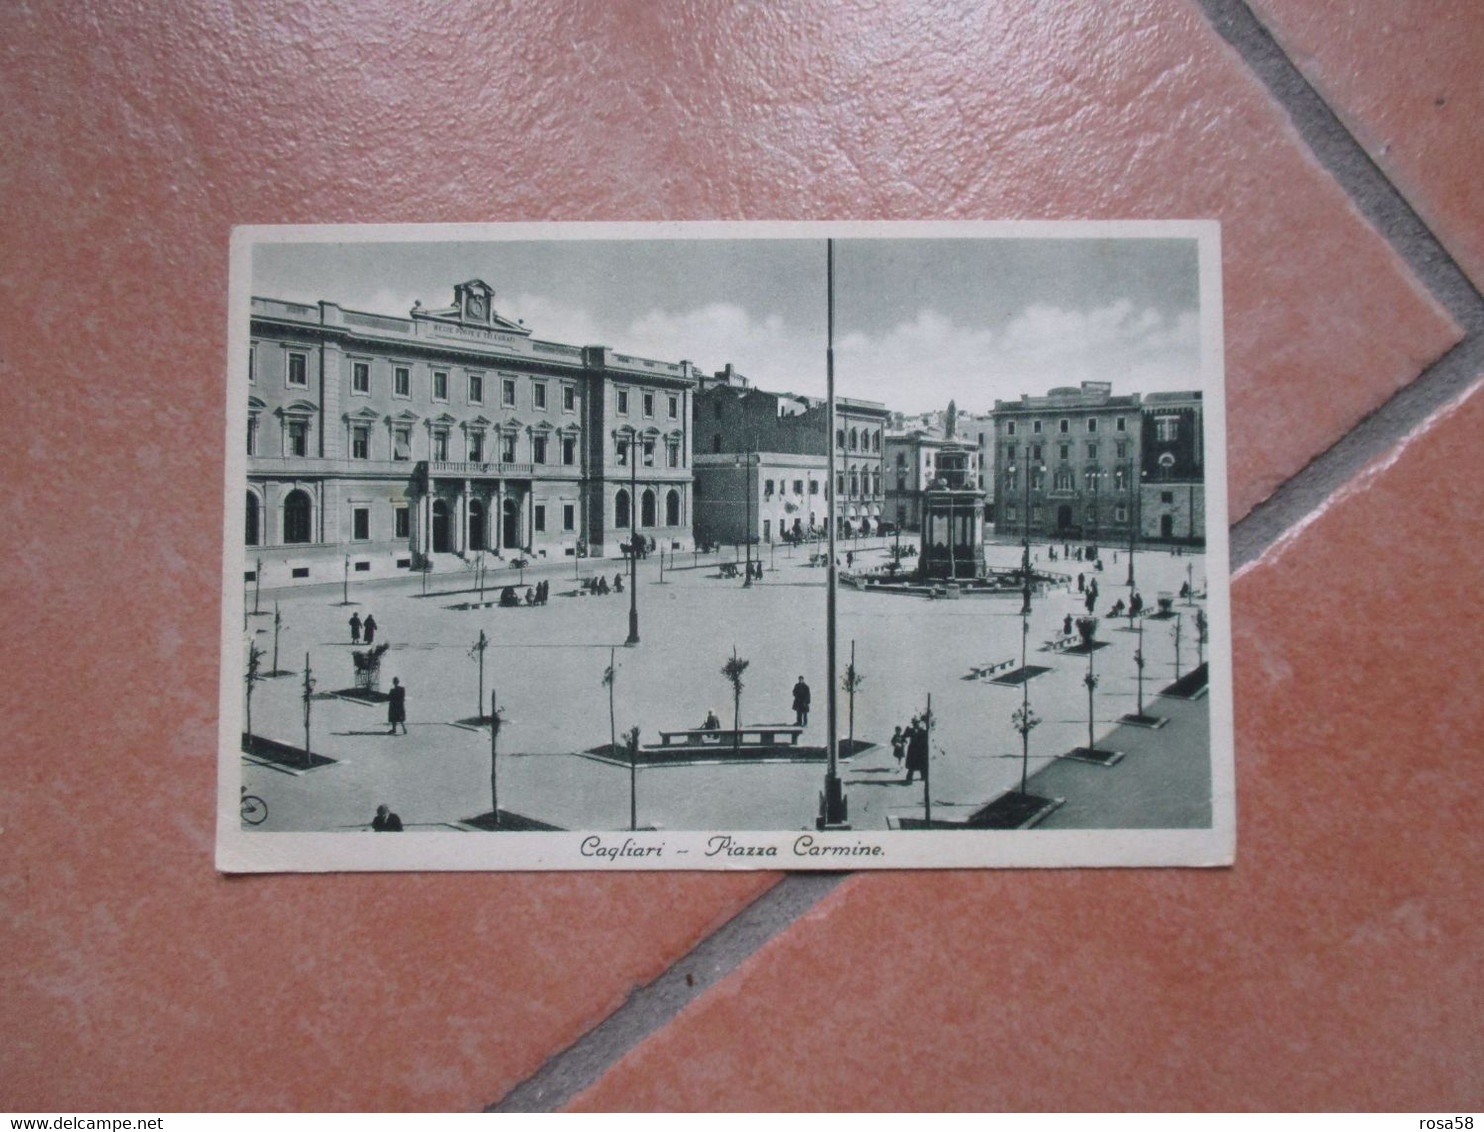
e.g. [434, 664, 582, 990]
[626, 724, 642, 832]
[721, 647, 750, 754]
[300, 652, 317, 769]
[244, 640, 265, 750]
[1133, 617, 1148, 720]
[271, 601, 288, 675]
[1195, 608, 1208, 668]
[469, 629, 490, 721]
[1172, 612, 1183, 682]
[1011, 687, 1041, 797]
[841, 640, 865, 755]
[464, 551, 489, 603]
[602, 648, 618, 756]
[1082, 647, 1101, 757]
[352, 642, 390, 694]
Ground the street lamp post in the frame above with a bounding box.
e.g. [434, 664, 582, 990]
[818, 238, 847, 829]
[742, 446, 753, 588]
[1126, 458, 1139, 589]
[1010, 460, 1043, 614]
[626, 430, 640, 646]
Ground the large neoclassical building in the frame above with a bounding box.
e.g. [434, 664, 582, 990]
[246, 279, 698, 587]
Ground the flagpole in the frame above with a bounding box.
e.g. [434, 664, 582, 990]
[819, 238, 848, 829]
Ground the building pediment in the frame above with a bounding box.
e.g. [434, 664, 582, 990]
[276, 399, 318, 417]
[344, 406, 381, 422]
[388, 409, 421, 423]
[248, 395, 267, 411]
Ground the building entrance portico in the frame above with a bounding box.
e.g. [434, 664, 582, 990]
[503, 497, 521, 550]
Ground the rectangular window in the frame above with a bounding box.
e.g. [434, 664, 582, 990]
[764, 479, 775, 497]
[395, 506, 409, 538]
[248, 346, 256, 384]
[352, 425, 370, 459]
[352, 361, 370, 394]
[468, 373, 484, 405]
[1115, 505, 1128, 522]
[468, 432, 484, 463]
[1087, 443, 1097, 460]
[394, 427, 411, 461]
[643, 392, 655, 417]
[1006, 421, 1016, 436]
[793, 479, 804, 495]
[1087, 417, 1098, 433]
[1161, 491, 1175, 503]
[1059, 419, 1069, 434]
[1033, 420, 1042, 433]
[432, 431, 448, 461]
[763, 519, 771, 542]
[352, 508, 370, 541]
[287, 352, 307, 387]
[1156, 417, 1179, 442]
[534, 505, 546, 533]
[1005, 504, 1017, 522]
[616, 438, 629, 466]
[668, 395, 679, 419]
[643, 439, 655, 467]
[432, 371, 448, 401]
[1059, 444, 1070, 461]
[502, 378, 517, 407]
[563, 384, 576, 412]
[1032, 444, 1043, 461]
[563, 436, 576, 465]
[394, 366, 411, 397]
[1116, 441, 1128, 459]
[354, 561, 370, 572]
[247, 417, 257, 456]
[533, 382, 547, 410]
[563, 503, 575, 531]
[666, 442, 678, 468]
[809, 479, 819, 495]
[533, 436, 548, 464]
[617, 389, 629, 415]
[1116, 417, 1126, 432]
[501, 434, 517, 462]
[288, 420, 308, 457]
[291, 567, 310, 579]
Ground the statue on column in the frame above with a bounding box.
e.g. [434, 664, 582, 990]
[946, 399, 958, 440]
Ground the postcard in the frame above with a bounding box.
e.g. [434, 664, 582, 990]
[216, 220, 1234, 871]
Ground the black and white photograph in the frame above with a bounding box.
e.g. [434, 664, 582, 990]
[216, 220, 1233, 871]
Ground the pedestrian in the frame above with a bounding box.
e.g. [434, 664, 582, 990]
[387, 677, 408, 735]
[1085, 589, 1096, 614]
[846, 550, 854, 568]
[362, 614, 377, 644]
[1077, 573, 1085, 593]
[371, 803, 403, 832]
[1063, 613, 1074, 636]
[614, 573, 624, 593]
[349, 611, 362, 644]
[891, 725, 906, 770]
[1088, 579, 1099, 602]
[905, 721, 929, 784]
[792, 676, 812, 727]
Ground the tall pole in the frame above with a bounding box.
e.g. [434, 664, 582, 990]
[343, 555, 349, 605]
[254, 555, 262, 614]
[1127, 458, 1138, 588]
[629, 726, 638, 832]
[490, 687, 500, 826]
[743, 447, 753, 587]
[1019, 461, 1034, 615]
[820, 239, 846, 828]
[923, 692, 933, 825]
[301, 651, 314, 769]
[626, 430, 640, 645]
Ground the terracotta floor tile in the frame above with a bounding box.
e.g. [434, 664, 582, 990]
[570, 383, 1484, 1112]
[1249, 0, 1484, 290]
[0, 0, 1469, 1111]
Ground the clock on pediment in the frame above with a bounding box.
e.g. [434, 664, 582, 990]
[456, 279, 494, 325]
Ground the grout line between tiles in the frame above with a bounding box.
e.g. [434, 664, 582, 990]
[487, 1, 1484, 1112]
[487, 872, 850, 1113]
[1202, 0, 1484, 570]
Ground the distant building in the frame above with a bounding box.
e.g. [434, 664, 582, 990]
[1140, 391, 1205, 543]
[694, 384, 889, 537]
[692, 452, 828, 547]
[885, 430, 980, 532]
[245, 279, 697, 588]
[990, 381, 1144, 546]
[990, 381, 1204, 547]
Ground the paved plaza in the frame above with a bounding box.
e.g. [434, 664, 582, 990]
[238, 537, 1212, 833]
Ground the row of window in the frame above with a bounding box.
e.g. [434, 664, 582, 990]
[1003, 468, 1136, 492]
[613, 488, 684, 529]
[835, 426, 884, 453]
[1004, 441, 1131, 463]
[1004, 415, 1130, 437]
[1002, 503, 1133, 523]
[253, 346, 682, 422]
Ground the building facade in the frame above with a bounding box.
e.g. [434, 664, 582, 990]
[693, 384, 889, 537]
[692, 452, 829, 547]
[990, 382, 1144, 547]
[246, 279, 696, 587]
[1140, 391, 1206, 543]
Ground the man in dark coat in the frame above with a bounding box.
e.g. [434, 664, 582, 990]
[362, 614, 377, 644]
[387, 677, 408, 735]
[905, 723, 929, 784]
[349, 612, 362, 644]
[372, 804, 403, 832]
[792, 676, 811, 727]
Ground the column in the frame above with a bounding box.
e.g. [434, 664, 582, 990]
[494, 483, 504, 554]
[458, 480, 469, 553]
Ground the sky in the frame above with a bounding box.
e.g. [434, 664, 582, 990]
[252, 235, 1203, 415]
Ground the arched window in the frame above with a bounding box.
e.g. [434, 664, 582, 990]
[665, 488, 681, 526]
[283, 489, 312, 544]
[849, 427, 858, 451]
[615, 488, 631, 529]
[468, 498, 485, 551]
[640, 488, 656, 527]
[245, 492, 260, 546]
[872, 430, 881, 452]
[849, 469, 860, 496]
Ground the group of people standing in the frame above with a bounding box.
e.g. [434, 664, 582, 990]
[890, 717, 931, 784]
[348, 611, 379, 645]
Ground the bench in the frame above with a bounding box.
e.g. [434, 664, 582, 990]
[658, 725, 804, 749]
[1044, 632, 1081, 652]
[718, 562, 740, 579]
[969, 658, 1017, 679]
